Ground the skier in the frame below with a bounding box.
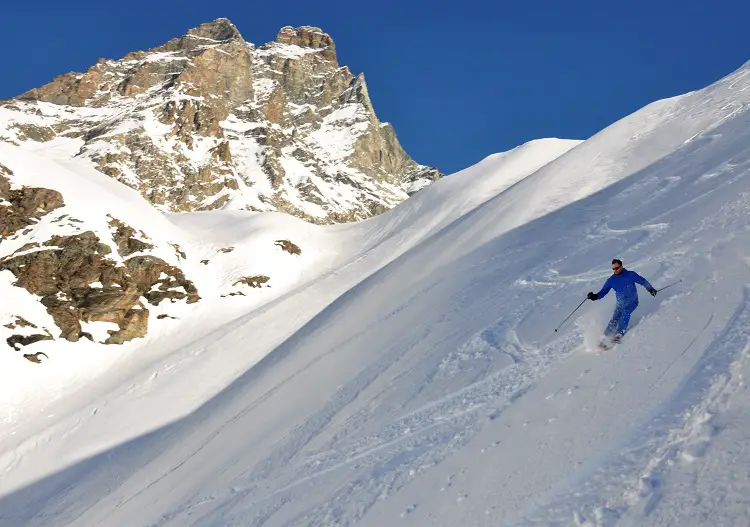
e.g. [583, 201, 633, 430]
[587, 259, 657, 343]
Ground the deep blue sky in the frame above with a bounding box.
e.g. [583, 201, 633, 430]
[2, 0, 748, 174]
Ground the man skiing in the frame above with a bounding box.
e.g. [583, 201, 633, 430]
[587, 259, 657, 343]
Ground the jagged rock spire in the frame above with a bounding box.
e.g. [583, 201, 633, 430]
[157, 18, 245, 53]
[276, 26, 337, 61]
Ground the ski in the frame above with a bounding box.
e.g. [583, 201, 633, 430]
[598, 335, 622, 351]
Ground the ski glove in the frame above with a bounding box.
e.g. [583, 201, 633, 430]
[649, 288, 657, 297]
[587, 292, 598, 301]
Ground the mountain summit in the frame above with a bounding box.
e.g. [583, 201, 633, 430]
[0, 19, 440, 222]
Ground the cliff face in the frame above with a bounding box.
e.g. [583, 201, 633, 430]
[0, 19, 440, 223]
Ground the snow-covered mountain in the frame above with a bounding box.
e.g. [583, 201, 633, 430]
[0, 19, 440, 223]
[1, 48, 750, 527]
[0, 18, 442, 354]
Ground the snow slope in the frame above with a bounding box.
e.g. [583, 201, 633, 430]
[2, 61, 750, 527]
[0, 135, 578, 486]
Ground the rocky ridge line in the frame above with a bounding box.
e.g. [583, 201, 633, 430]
[0, 19, 441, 223]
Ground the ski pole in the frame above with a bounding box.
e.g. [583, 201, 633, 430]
[657, 279, 682, 293]
[554, 298, 588, 332]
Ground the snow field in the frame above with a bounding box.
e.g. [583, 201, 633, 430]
[0, 61, 750, 526]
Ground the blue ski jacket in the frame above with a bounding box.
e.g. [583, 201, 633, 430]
[596, 269, 654, 305]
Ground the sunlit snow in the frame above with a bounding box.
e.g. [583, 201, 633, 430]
[1, 61, 750, 527]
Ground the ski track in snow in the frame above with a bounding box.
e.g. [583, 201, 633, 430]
[1, 62, 750, 527]
[520, 286, 750, 527]
[149, 309, 580, 526]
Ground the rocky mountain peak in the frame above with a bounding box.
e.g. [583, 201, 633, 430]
[188, 18, 243, 42]
[0, 19, 444, 354]
[1, 20, 441, 224]
[156, 18, 246, 53]
[276, 26, 336, 59]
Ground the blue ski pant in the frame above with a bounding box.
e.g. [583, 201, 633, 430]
[605, 301, 638, 336]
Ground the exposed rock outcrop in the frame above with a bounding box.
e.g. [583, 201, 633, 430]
[0, 163, 65, 238]
[275, 239, 301, 255]
[0, 224, 199, 346]
[107, 216, 154, 256]
[23, 351, 50, 363]
[233, 275, 270, 288]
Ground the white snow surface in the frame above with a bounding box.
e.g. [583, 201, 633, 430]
[1, 61, 750, 526]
